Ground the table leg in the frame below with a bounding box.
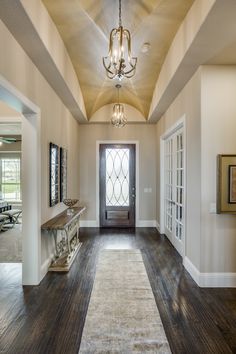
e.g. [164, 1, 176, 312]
[65, 228, 71, 254]
[53, 230, 59, 258]
[76, 219, 79, 245]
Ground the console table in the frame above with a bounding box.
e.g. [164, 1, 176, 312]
[41, 206, 86, 272]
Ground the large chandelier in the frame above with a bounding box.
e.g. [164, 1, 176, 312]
[111, 84, 127, 127]
[103, 0, 137, 80]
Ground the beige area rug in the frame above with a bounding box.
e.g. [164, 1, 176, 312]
[79, 249, 171, 353]
[0, 224, 22, 262]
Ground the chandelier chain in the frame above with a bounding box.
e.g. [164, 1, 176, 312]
[119, 0, 122, 27]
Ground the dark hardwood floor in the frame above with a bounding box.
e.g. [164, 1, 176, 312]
[0, 228, 236, 353]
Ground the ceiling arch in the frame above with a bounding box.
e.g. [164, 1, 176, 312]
[89, 103, 146, 123]
[42, 0, 195, 119]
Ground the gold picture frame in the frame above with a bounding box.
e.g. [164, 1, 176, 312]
[217, 154, 236, 213]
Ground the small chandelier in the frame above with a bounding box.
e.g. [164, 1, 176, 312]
[111, 84, 127, 128]
[103, 0, 137, 80]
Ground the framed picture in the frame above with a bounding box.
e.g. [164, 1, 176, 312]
[60, 147, 67, 202]
[49, 142, 59, 207]
[217, 154, 236, 213]
[228, 165, 236, 203]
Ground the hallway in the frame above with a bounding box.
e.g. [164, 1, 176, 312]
[1, 228, 236, 354]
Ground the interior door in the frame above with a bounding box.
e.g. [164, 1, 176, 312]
[100, 144, 135, 227]
[164, 129, 185, 256]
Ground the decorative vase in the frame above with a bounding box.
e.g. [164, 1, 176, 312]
[63, 199, 78, 215]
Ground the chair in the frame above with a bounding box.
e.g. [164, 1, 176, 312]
[0, 214, 9, 231]
[1, 209, 22, 228]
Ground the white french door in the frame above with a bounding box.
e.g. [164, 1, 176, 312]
[164, 128, 185, 256]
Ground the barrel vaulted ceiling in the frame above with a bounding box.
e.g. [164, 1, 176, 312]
[42, 0, 194, 119]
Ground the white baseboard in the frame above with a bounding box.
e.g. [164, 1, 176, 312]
[183, 256, 200, 285]
[41, 254, 54, 280]
[80, 219, 158, 228]
[199, 272, 236, 287]
[156, 221, 160, 232]
[80, 220, 99, 227]
[136, 220, 157, 227]
[183, 256, 236, 287]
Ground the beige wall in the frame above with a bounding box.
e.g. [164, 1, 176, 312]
[0, 20, 80, 270]
[79, 124, 156, 224]
[157, 65, 236, 275]
[156, 69, 201, 269]
[201, 66, 236, 272]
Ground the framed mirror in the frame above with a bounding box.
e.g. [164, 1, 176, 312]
[60, 147, 67, 202]
[49, 142, 59, 206]
[217, 154, 236, 213]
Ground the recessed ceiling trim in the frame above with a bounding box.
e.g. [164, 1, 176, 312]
[0, 0, 87, 123]
[42, 0, 194, 120]
[149, 0, 236, 122]
[89, 103, 146, 123]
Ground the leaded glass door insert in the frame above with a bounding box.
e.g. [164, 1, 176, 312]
[106, 148, 129, 206]
[100, 144, 135, 227]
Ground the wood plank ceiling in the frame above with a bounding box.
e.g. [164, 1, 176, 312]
[42, 0, 194, 119]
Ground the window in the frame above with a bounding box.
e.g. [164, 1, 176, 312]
[0, 157, 21, 201]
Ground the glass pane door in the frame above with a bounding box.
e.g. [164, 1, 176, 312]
[175, 133, 184, 244]
[164, 128, 184, 256]
[164, 138, 173, 238]
[106, 148, 130, 207]
[100, 144, 135, 227]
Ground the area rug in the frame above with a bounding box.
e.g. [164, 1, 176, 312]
[79, 249, 171, 353]
[0, 224, 22, 262]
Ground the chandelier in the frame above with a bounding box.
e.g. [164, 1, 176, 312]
[103, 0, 137, 80]
[111, 84, 127, 127]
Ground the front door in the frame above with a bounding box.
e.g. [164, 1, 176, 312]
[100, 144, 135, 227]
[164, 128, 185, 256]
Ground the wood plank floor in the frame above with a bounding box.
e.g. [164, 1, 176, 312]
[0, 227, 236, 354]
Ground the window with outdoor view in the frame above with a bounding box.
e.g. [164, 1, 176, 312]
[0, 158, 21, 201]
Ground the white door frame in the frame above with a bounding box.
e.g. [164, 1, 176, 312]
[160, 116, 186, 257]
[96, 140, 139, 227]
[0, 75, 41, 285]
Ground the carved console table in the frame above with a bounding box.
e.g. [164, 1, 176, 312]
[41, 206, 86, 272]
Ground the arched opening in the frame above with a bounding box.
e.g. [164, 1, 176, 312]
[0, 75, 41, 285]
